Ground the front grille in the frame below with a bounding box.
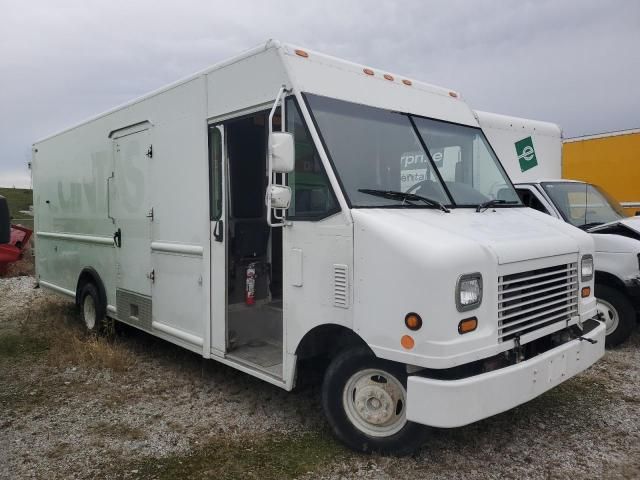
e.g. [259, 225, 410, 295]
[498, 263, 578, 342]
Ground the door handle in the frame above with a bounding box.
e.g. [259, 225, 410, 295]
[107, 173, 114, 223]
[113, 228, 122, 248]
[213, 220, 224, 242]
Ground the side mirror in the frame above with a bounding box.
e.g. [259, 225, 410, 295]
[267, 185, 292, 210]
[270, 132, 294, 173]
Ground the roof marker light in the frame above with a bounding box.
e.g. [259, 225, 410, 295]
[384, 74, 394, 81]
[449, 91, 459, 98]
[363, 68, 375, 76]
[402, 79, 412, 86]
[295, 49, 309, 58]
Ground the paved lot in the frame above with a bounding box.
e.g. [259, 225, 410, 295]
[1, 274, 639, 479]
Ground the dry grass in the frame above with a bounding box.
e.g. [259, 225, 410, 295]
[0, 251, 35, 278]
[47, 329, 135, 372]
[2, 297, 135, 373]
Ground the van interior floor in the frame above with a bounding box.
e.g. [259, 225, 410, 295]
[226, 302, 283, 378]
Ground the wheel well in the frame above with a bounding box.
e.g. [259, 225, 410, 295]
[595, 271, 626, 293]
[75, 268, 107, 312]
[295, 324, 371, 361]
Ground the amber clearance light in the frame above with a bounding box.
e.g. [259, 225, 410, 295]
[458, 317, 478, 334]
[581, 286, 591, 298]
[405, 312, 423, 331]
[401, 335, 415, 350]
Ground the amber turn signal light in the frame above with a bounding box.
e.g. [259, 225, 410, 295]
[405, 312, 423, 331]
[401, 335, 415, 350]
[581, 286, 591, 298]
[458, 317, 478, 334]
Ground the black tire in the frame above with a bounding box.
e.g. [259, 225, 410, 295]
[596, 284, 635, 348]
[321, 346, 427, 455]
[79, 283, 106, 335]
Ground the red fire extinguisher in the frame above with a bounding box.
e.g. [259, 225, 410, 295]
[245, 263, 256, 305]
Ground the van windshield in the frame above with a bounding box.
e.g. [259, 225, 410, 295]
[305, 93, 521, 208]
[541, 182, 626, 229]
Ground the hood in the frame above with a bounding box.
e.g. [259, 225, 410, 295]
[352, 207, 588, 264]
[588, 217, 640, 240]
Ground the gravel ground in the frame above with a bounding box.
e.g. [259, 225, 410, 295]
[1, 273, 639, 479]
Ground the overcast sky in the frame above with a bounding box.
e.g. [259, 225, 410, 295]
[1, 0, 638, 187]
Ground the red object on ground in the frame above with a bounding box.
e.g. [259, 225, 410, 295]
[0, 225, 33, 274]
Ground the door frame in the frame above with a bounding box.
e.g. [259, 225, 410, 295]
[209, 124, 228, 356]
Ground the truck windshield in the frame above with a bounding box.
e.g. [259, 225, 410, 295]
[541, 182, 626, 228]
[305, 93, 521, 208]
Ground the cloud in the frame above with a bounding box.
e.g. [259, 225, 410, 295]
[1, 0, 639, 181]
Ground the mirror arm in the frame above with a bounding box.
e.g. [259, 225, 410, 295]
[267, 85, 291, 228]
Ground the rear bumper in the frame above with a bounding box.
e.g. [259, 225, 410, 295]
[406, 320, 606, 428]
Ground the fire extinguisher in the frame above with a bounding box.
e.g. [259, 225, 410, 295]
[245, 262, 256, 305]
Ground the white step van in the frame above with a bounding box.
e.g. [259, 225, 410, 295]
[477, 110, 640, 347]
[33, 41, 604, 454]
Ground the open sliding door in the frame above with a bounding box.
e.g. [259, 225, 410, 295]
[209, 125, 227, 356]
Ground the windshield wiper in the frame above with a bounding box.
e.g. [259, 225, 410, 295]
[358, 189, 450, 212]
[476, 199, 519, 212]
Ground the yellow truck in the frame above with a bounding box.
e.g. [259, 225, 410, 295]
[563, 129, 640, 216]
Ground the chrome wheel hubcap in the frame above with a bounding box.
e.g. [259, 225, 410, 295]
[342, 368, 407, 437]
[597, 299, 619, 335]
[83, 295, 96, 331]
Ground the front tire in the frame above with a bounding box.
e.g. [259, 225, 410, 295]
[321, 346, 427, 455]
[596, 284, 635, 348]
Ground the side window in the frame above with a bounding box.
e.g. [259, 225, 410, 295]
[208, 127, 223, 220]
[516, 188, 549, 214]
[285, 98, 339, 219]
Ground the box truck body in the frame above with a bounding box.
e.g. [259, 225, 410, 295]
[477, 111, 640, 347]
[33, 41, 603, 453]
[564, 129, 640, 216]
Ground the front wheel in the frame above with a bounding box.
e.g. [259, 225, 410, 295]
[321, 346, 427, 455]
[596, 284, 635, 348]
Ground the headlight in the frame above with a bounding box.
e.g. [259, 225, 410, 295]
[581, 254, 594, 281]
[456, 273, 483, 312]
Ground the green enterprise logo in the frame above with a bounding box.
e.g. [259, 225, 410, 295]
[515, 136, 538, 172]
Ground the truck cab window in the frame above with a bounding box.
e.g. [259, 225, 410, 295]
[413, 118, 521, 206]
[285, 97, 339, 219]
[516, 188, 550, 214]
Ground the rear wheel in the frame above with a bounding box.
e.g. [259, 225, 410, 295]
[596, 284, 635, 348]
[321, 346, 427, 455]
[79, 283, 105, 335]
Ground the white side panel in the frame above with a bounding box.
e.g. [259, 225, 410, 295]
[476, 110, 562, 183]
[284, 216, 353, 355]
[282, 46, 478, 127]
[34, 76, 211, 356]
[151, 253, 205, 342]
[207, 48, 289, 120]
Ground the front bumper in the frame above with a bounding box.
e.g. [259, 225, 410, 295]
[406, 320, 606, 428]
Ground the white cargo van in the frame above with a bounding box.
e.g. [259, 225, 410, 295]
[477, 110, 640, 347]
[33, 41, 604, 454]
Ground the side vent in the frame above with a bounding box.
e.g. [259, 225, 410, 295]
[333, 264, 349, 308]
